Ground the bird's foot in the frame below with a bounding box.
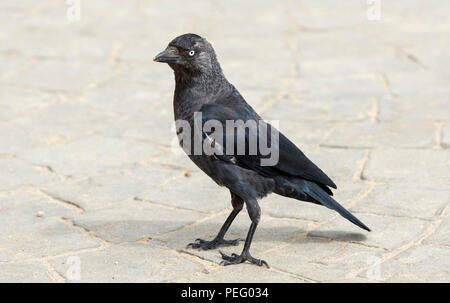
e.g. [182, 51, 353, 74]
[219, 250, 269, 268]
[186, 237, 244, 250]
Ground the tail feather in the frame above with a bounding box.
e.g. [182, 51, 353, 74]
[306, 182, 371, 232]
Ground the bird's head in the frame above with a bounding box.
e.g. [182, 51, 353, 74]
[154, 33, 220, 76]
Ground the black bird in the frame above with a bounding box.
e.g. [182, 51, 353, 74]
[154, 33, 370, 268]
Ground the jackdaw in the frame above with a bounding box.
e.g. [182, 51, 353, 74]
[154, 33, 370, 268]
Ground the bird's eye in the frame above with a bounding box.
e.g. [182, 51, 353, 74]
[188, 50, 195, 57]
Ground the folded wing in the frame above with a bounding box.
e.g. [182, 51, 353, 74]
[200, 103, 337, 192]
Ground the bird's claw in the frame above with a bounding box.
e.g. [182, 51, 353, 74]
[219, 250, 270, 268]
[186, 237, 244, 250]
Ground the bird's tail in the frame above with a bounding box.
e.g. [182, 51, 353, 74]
[305, 182, 371, 232]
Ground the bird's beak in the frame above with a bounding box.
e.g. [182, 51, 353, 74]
[153, 49, 180, 63]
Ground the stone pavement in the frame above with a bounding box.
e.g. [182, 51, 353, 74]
[0, 0, 449, 282]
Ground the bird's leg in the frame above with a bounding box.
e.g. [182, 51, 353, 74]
[187, 192, 245, 250]
[219, 199, 269, 268]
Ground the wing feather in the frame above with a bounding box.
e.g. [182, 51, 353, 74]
[200, 102, 337, 190]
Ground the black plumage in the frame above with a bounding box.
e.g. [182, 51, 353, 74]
[154, 33, 370, 268]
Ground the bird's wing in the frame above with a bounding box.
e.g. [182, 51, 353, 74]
[199, 103, 337, 190]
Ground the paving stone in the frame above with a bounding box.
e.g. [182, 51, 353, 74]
[266, 236, 384, 282]
[363, 149, 450, 183]
[0, 123, 50, 154]
[423, 216, 450, 247]
[114, 63, 173, 91]
[300, 147, 367, 181]
[61, 34, 123, 63]
[279, 121, 336, 147]
[0, 158, 59, 191]
[292, 31, 385, 64]
[383, 72, 450, 99]
[308, 213, 429, 251]
[95, 105, 175, 147]
[11, 103, 120, 138]
[42, 163, 181, 210]
[0, 191, 100, 260]
[379, 245, 450, 282]
[0, 55, 35, 79]
[223, 59, 291, 91]
[351, 183, 449, 220]
[289, 76, 387, 100]
[443, 123, 450, 148]
[154, 153, 200, 175]
[50, 242, 204, 282]
[79, 83, 167, 115]
[240, 89, 278, 112]
[136, 170, 230, 213]
[265, 97, 372, 123]
[71, 199, 204, 243]
[190, 264, 306, 283]
[6, 60, 115, 92]
[0, 262, 54, 282]
[287, 2, 374, 30]
[0, 86, 56, 120]
[323, 121, 435, 149]
[379, 96, 450, 122]
[19, 135, 164, 178]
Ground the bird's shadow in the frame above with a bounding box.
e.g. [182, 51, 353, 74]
[58, 219, 367, 247]
[305, 230, 367, 242]
[166, 221, 368, 245]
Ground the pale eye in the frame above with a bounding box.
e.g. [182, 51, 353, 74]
[188, 50, 195, 57]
